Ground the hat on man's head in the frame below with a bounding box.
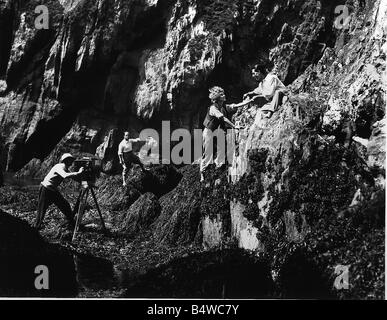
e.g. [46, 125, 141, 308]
[60, 153, 75, 163]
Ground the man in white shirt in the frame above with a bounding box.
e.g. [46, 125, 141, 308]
[243, 64, 288, 117]
[118, 132, 147, 187]
[35, 153, 84, 230]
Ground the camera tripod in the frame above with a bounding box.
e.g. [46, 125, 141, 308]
[72, 181, 106, 242]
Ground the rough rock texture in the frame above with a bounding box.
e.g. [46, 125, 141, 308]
[119, 192, 161, 237]
[0, 0, 385, 300]
[96, 164, 181, 211]
[225, 0, 386, 299]
[153, 165, 202, 245]
[1, 0, 343, 173]
[0, 209, 77, 297]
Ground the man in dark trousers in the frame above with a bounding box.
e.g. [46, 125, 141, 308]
[34, 153, 84, 230]
[118, 131, 148, 187]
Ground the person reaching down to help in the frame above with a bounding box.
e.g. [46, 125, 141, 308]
[243, 64, 288, 118]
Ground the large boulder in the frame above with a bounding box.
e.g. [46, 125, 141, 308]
[126, 164, 182, 197]
[96, 164, 181, 214]
[153, 165, 202, 245]
[96, 174, 141, 213]
[0, 210, 77, 297]
[119, 193, 161, 237]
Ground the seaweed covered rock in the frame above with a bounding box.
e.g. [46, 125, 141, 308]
[119, 193, 161, 238]
[200, 166, 232, 249]
[226, 0, 386, 300]
[230, 95, 384, 299]
[97, 164, 180, 201]
[127, 165, 182, 197]
[0, 185, 38, 212]
[96, 174, 141, 212]
[153, 165, 202, 245]
[0, 210, 77, 297]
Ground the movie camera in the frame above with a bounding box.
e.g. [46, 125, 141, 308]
[73, 156, 102, 185]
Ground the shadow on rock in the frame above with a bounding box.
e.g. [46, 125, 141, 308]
[123, 249, 274, 299]
[0, 210, 78, 297]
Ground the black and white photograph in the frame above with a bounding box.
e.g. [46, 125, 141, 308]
[0, 0, 385, 303]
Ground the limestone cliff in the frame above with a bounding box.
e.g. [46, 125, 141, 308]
[2, 0, 344, 173]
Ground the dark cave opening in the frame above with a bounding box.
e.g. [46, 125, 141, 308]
[7, 104, 79, 171]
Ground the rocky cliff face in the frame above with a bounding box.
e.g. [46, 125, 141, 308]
[0, 0, 385, 299]
[1, 0, 345, 173]
[222, 0, 385, 299]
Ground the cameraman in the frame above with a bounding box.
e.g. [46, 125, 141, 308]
[34, 153, 84, 230]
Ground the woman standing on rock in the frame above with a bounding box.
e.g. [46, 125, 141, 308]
[200, 87, 248, 182]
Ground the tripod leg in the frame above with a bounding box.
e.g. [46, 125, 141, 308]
[90, 187, 106, 231]
[72, 189, 88, 242]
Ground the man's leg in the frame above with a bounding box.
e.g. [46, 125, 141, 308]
[122, 163, 129, 186]
[131, 153, 147, 173]
[51, 190, 75, 227]
[34, 186, 52, 229]
[214, 129, 227, 169]
[200, 128, 214, 181]
[269, 90, 285, 113]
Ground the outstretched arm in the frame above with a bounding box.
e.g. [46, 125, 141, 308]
[227, 95, 264, 110]
[223, 116, 236, 129]
[57, 166, 84, 179]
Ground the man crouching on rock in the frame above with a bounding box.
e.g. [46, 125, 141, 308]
[34, 153, 84, 230]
